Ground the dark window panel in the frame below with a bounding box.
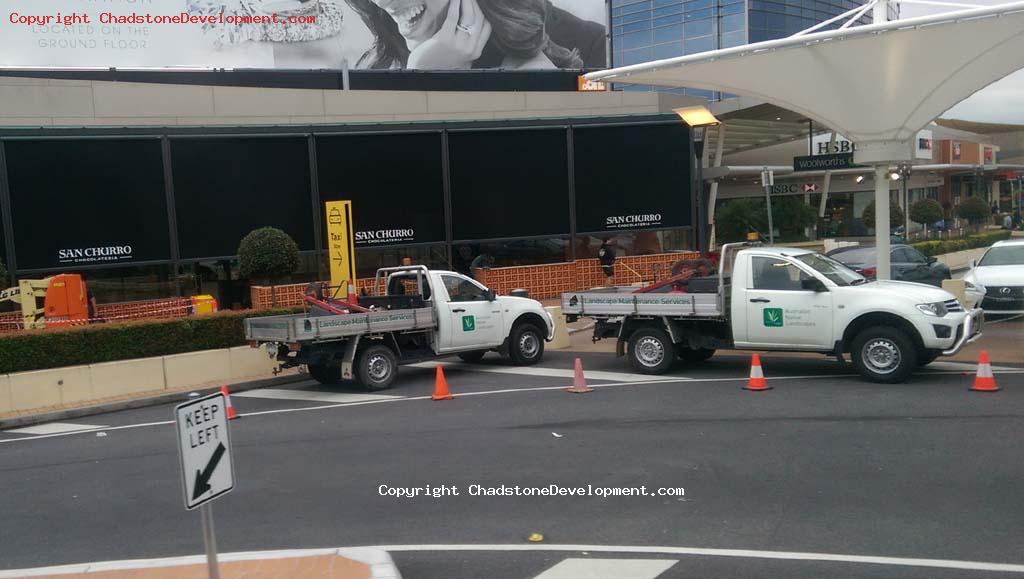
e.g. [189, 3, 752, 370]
[171, 137, 314, 259]
[5, 139, 170, 270]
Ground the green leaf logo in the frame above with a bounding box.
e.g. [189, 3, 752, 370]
[462, 315, 475, 332]
[763, 308, 784, 327]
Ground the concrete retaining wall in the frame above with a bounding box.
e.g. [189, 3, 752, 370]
[0, 347, 278, 415]
[935, 247, 988, 272]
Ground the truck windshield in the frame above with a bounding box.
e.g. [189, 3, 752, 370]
[794, 253, 865, 286]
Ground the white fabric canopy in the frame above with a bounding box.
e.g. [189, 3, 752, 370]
[587, 2, 1024, 149]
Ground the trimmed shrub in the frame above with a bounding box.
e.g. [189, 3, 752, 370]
[238, 227, 300, 282]
[909, 198, 944, 226]
[861, 199, 905, 228]
[910, 230, 1011, 257]
[0, 308, 297, 374]
[956, 196, 991, 225]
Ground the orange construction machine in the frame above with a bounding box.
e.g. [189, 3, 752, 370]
[0, 273, 89, 329]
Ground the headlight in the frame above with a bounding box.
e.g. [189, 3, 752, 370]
[916, 302, 948, 317]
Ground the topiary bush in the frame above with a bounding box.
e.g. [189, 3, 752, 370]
[861, 198, 905, 228]
[715, 199, 767, 243]
[955, 195, 992, 226]
[238, 227, 300, 283]
[910, 230, 1010, 257]
[0, 308, 298, 374]
[909, 198, 944, 226]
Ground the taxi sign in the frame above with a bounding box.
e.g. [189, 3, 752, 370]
[175, 392, 234, 510]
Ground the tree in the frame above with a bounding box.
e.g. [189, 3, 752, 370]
[715, 199, 767, 243]
[909, 199, 944, 226]
[861, 198, 905, 228]
[772, 197, 818, 242]
[955, 195, 991, 229]
[238, 227, 300, 283]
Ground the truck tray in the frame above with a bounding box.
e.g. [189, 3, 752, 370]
[245, 307, 437, 343]
[561, 290, 722, 318]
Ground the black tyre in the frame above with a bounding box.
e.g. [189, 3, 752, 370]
[458, 350, 487, 363]
[627, 327, 675, 374]
[917, 351, 941, 367]
[307, 362, 341, 385]
[509, 324, 545, 366]
[355, 344, 398, 391]
[677, 346, 716, 363]
[850, 326, 918, 383]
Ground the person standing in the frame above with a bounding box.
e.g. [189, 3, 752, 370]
[598, 239, 616, 286]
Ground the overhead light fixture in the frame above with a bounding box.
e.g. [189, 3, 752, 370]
[856, 175, 865, 183]
[890, 172, 902, 181]
[673, 106, 721, 127]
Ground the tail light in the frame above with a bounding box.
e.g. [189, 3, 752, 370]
[860, 266, 877, 278]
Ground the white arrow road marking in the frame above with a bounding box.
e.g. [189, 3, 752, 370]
[5, 422, 107, 435]
[234, 388, 401, 404]
[410, 362, 685, 382]
[533, 558, 677, 579]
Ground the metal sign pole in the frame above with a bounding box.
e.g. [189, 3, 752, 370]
[761, 167, 776, 244]
[200, 503, 221, 579]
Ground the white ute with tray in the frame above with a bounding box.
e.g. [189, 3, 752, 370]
[246, 266, 554, 389]
[562, 242, 983, 383]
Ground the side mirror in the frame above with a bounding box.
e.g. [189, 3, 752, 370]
[926, 256, 937, 264]
[801, 277, 827, 292]
[968, 259, 977, 269]
[486, 288, 496, 301]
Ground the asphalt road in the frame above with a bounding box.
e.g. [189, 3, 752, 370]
[2, 350, 1024, 578]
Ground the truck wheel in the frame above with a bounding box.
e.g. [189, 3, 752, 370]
[356, 344, 398, 391]
[458, 350, 487, 363]
[677, 346, 716, 363]
[851, 326, 918, 383]
[509, 324, 544, 366]
[307, 363, 341, 385]
[628, 328, 674, 374]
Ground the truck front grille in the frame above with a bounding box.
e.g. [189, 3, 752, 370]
[943, 299, 964, 313]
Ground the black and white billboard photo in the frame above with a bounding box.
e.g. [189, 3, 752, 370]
[1, 0, 607, 70]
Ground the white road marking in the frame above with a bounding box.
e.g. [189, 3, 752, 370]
[377, 544, 1024, 573]
[3, 369, 1023, 445]
[533, 558, 677, 579]
[5, 422, 107, 435]
[411, 361, 685, 382]
[234, 388, 401, 404]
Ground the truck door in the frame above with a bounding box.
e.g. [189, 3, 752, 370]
[437, 274, 504, 351]
[742, 256, 834, 349]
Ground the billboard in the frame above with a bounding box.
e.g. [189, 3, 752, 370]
[1, 0, 606, 70]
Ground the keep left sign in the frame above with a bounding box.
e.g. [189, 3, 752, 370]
[175, 392, 235, 510]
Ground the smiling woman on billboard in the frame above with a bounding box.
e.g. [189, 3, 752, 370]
[346, 0, 605, 69]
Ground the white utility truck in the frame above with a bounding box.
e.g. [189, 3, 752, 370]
[245, 266, 554, 390]
[562, 243, 983, 383]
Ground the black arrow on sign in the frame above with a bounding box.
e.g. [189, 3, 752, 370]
[192, 442, 226, 501]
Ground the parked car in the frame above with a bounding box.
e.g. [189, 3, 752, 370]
[826, 244, 950, 286]
[963, 239, 1024, 315]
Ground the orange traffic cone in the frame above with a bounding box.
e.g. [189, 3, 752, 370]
[744, 354, 772, 391]
[566, 358, 593, 394]
[221, 385, 239, 420]
[432, 366, 454, 400]
[970, 351, 1000, 392]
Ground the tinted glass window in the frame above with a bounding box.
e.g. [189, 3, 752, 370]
[317, 133, 445, 247]
[5, 139, 170, 270]
[441, 274, 488, 302]
[751, 256, 809, 291]
[902, 247, 927, 264]
[448, 129, 570, 240]
[979, 246, 1024, 266]
[830, 247, 875, 264]
[171, 138, 314, 259]
[574, 123, 692, 234]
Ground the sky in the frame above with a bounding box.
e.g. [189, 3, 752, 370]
[900, 0, 1024, 124]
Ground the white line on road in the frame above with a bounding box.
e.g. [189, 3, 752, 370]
[534, 558, 677, 578]
[377, 543, 1024, 573]
[4, 422, 107, 435]
[410, 361, 686, 383]
[3, 369, 1022, 445]
[234, 388, 402, 404]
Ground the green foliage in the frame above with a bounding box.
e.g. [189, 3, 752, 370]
[909, 199, 944, 226]
[716, 197, 817, 243]
[0, 308, 297, 374]
[238, 227, 300, 282]
[910, 230, 1011, 257]
[955, 196, 992, 224]
[861, 198, 905, 228]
